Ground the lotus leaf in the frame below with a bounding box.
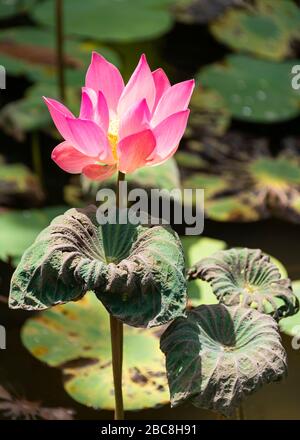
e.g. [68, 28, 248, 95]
[22, 292, 169, 411]
[182, 236, 226, 306]
[174, 0, 241, 24]
[160, 304, 287, 415]
[280, 281, 300, 337]
[33, 0, 175, 43]
[0, 0, 35, 19]
[9, 206, 187, 328]
[189, 248, 298, 318]
[211, 0, 300, 61]
[198, 55, 300, 123]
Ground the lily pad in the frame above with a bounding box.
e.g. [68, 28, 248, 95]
[280, 281, 300, 337]
[22, 292, 169, 411]
[65, 158, 181, 208]
[33, 0, 174, 43]
[182, 236, 226, 306]
[9, 206, 187, 328]
[160, 304, 287, 415]
[189, 248, 298, 318]
[0, 206, 67, 266]
[0, 159, 44, 208]
[174, 0, 241, 24]
[211, 0, 300, 61]
[0, 0, 35, 19]
[182, 133, 300, 223]
[198, 55, 300, 123]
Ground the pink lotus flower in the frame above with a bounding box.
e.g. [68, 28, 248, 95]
[44, 52, 194, 181]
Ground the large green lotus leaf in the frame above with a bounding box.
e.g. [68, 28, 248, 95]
[0, 206, 67, 266]
[33, 0, 174, 42]
[0, 159, 44, 208]
[0, 27, 120, 82]
[160, 304, 287, 415]
[198, 55, 300, 123]
[190, 248, 298, 318]
[182, 236, 226, 306]
[174, 0, 238, 25]
[65, 158, 181, 207]
[9, 206, 187, 328]
[0, 0, 35, 19]
[22, 292, 169, 410]
[211, 0, 300, 61]
[280, 281, 300, 337]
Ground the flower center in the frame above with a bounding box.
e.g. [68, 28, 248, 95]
[243, 283, 258, 295]
[108, 117, 119, 161]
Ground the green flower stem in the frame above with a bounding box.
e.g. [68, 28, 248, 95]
[55, 0, 65, 101]
[117, 171, 126, 207]
[110, 171, 126, 420]
[110, 315, 124, 420]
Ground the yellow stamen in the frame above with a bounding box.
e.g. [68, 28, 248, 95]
[108, 133, 118, 160]
[108, 117, 119, 161]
